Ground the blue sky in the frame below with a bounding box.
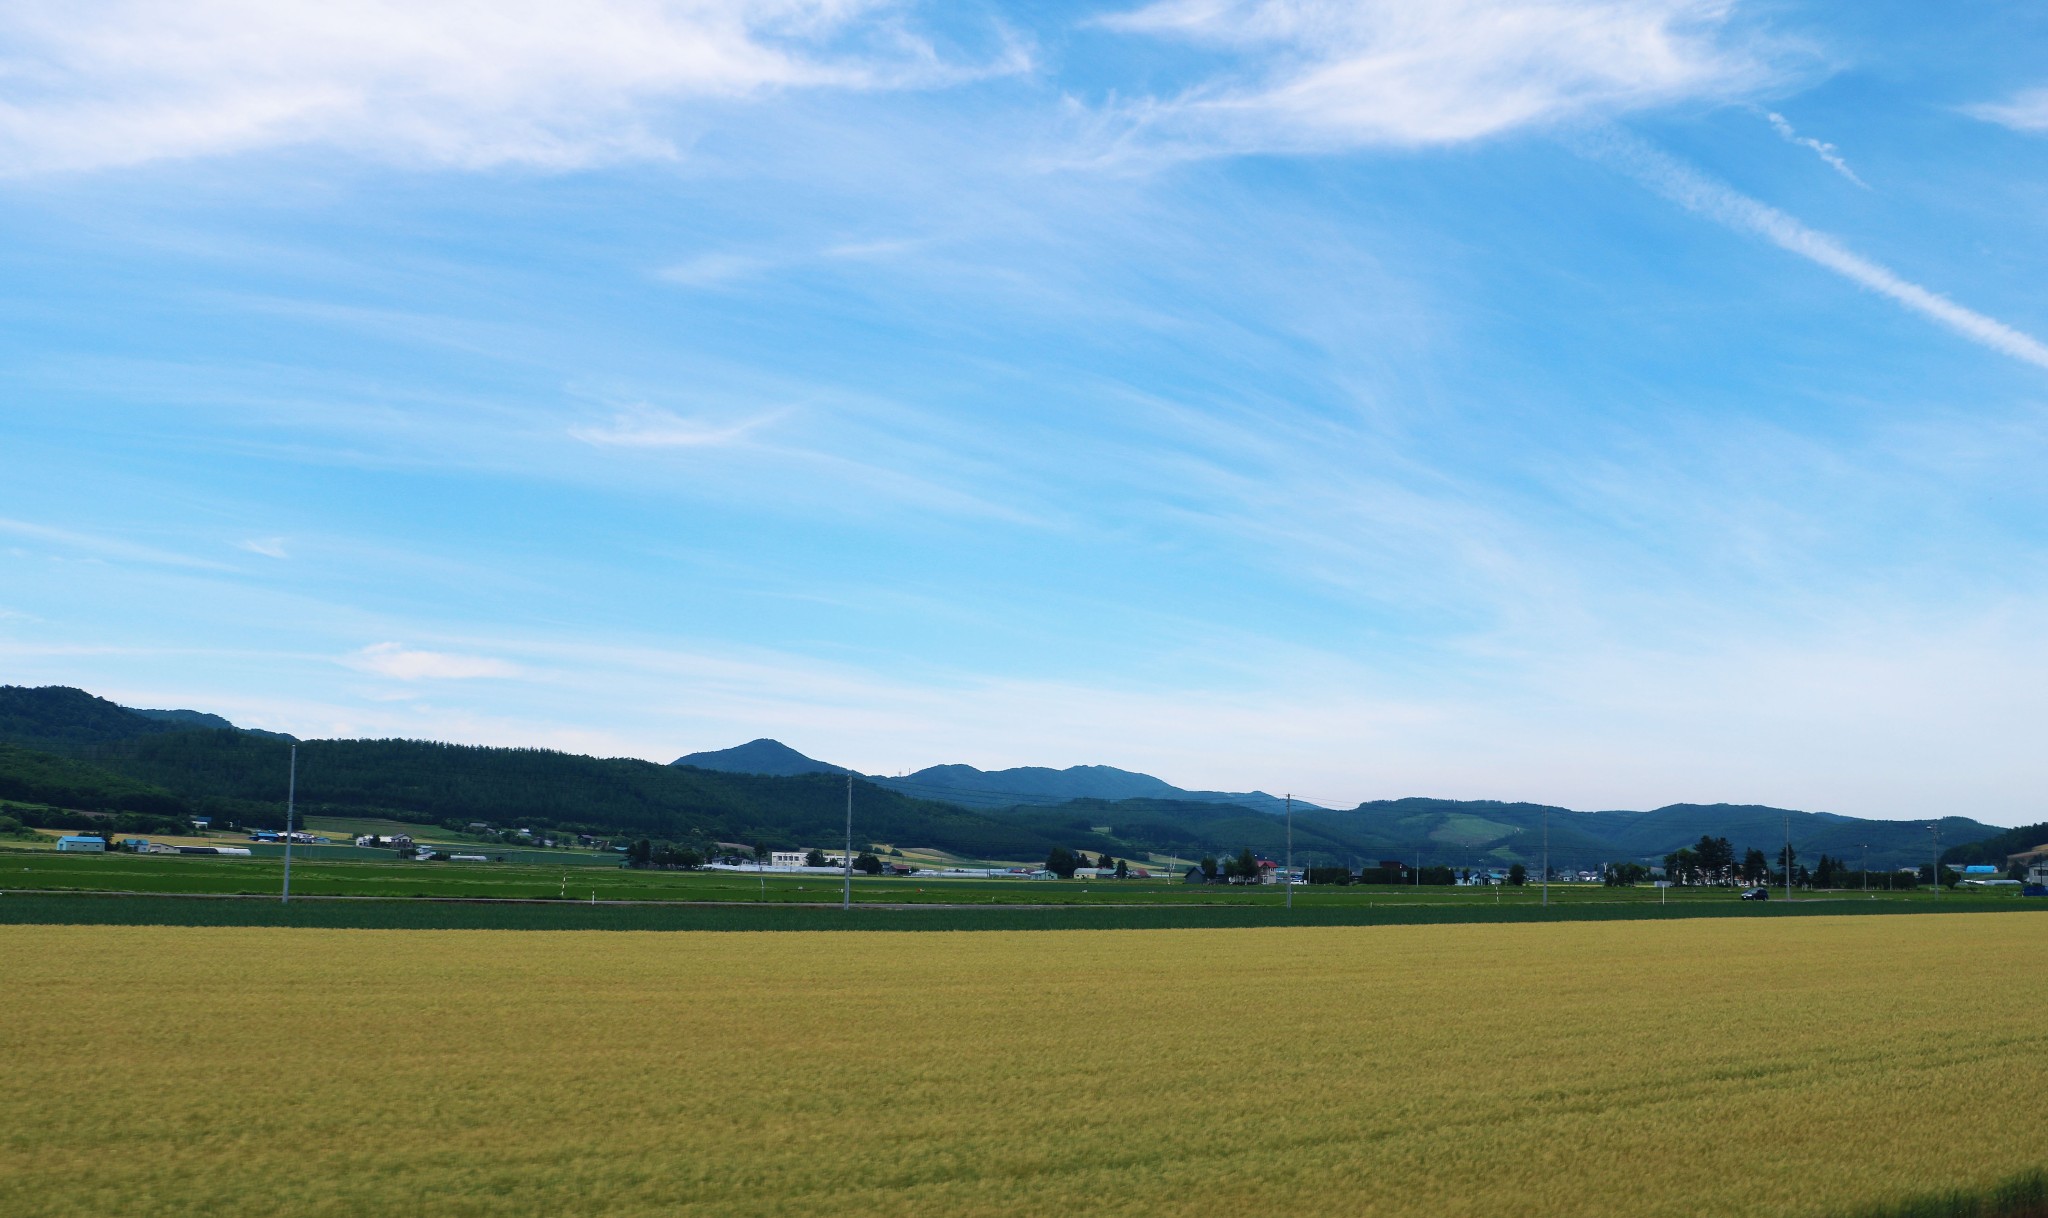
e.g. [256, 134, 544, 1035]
[4, 0, 2047, 821]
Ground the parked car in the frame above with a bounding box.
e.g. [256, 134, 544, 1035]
[1740, 886, 1770, 901]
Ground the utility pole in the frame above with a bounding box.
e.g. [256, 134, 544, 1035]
[1284, 794, 1293, 911]
[843, 772, 854, 911]
[1541, 809, 1549, 908]
[282, 742, 296, 904]
[1861, 843, 1869, 895]
[1930, 823, 1940, 902]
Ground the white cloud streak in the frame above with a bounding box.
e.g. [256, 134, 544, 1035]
[0, 518, 235, 570]
[1962, 86, 2048, 134]
[238, 537, 290, 559]
[1764, 109, 1865, 187]
[1095, 0, 1773, 153]
[1585, 129, 2048, 372]
[569, 405, 782, 448]
[0, 0, 1022, 174]
[345, 642, 520, 680]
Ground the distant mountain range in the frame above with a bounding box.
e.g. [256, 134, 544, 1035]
[0, 684, 2008, 871]
[673, 740, 1306, 814]
[671, 737, 1996, 870]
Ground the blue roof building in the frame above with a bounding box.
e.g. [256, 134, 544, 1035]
[55, 835, 106, 852]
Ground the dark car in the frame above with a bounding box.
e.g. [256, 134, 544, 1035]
[1740, 886, 1770, 901]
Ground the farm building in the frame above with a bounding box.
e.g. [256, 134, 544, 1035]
[55, 835, 106, 852]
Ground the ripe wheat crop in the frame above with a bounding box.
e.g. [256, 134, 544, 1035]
[3, 914, 2043, 1217]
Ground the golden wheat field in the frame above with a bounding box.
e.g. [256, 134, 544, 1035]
[3, 914, 2044, 1218]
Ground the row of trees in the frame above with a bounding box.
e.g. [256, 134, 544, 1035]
[1659, 837, 1819, 887]
[1620, 836, 1957, 889]
[1046, 847, 1129, 878]
[1184, 849, 1263, 884]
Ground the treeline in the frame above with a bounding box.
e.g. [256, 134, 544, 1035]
[1651, 835, 1952, 889]
[0, 743, 194, 835]
[35, 729, 1118, 862]
[1943, 821, 2047, 868]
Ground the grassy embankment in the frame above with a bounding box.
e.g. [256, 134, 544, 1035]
[2, 913, 2044, 1218]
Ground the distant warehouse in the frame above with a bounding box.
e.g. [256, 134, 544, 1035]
[55, 835, 106, 852]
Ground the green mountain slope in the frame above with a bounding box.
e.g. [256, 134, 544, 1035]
[1941, 821, 2048, 867]
[22, 727, 1113, 862]
[0, 743, 193, 818]
[671, 739, 848, 777]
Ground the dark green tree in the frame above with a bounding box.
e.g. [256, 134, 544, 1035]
[1045, 847, 1079, 878]
[804, 848, 826, 867]
[1225, 847, 1260, 884]
[1507, 863, 1527, 886]
[854, 852, 882, 875]
[1741, 848, 1769, 885]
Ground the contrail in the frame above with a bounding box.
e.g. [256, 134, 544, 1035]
[1764, 111, 1867, 188]
[1580, 128, 2048, 372]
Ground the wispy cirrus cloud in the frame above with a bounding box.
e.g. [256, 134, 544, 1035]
[238, 537, 290, 559]
[0, 0, 1026, 175]
[1962, 87, 2048, 134]
[345, 642, 519, 680]
[1763, 109, 1865, 186]
[1583, 129, 2048, 372]
[1963, 86, 2048, 134]
[658, 236, 931, 289]
[1092, 0, 1779, 155]
[569, 404, 783, 448]
[0, 517, 234, 570]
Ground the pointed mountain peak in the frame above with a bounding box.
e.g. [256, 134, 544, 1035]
[671, 738, 847, 777]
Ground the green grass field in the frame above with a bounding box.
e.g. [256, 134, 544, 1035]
[0, 845, 2008, 909]
[2, 913, 2043, 1218]
[2, 891, 2041, 932]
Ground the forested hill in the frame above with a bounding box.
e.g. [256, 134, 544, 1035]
[1941, 821, 2048, 867]
[0, 684, 289, 750]
[0, 684, 2010, 869]
[980, 795, 1991, 873]
[1319, 798, 1994, 874]
[0, 687, 1116, 859]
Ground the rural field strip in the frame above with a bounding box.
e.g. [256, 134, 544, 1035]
[4, 892, 2041, 931]
[4, 912, 2044, 1218]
